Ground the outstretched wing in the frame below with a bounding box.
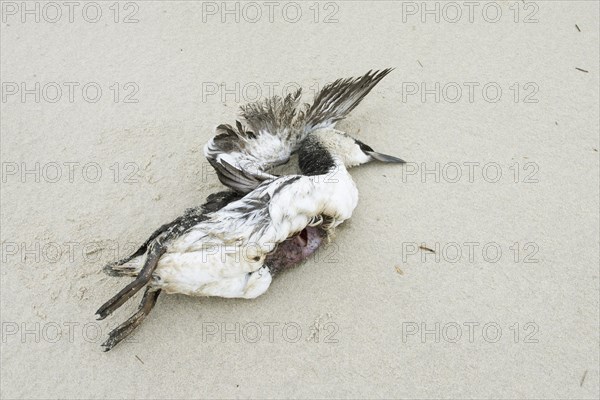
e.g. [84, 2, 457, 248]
[204, 91, 307, 193]
[305, 68, 394, 131]
[204, 68, 393, 193]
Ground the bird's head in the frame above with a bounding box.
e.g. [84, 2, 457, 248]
[298, 129, 405, 175]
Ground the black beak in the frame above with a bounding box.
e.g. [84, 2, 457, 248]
[367, 151, 406, 164]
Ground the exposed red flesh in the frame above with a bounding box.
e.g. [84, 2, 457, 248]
[265, 226, 326, 276]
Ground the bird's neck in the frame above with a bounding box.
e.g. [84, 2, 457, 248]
[298, 137, 346, 176]
[297, 136, 358, 228]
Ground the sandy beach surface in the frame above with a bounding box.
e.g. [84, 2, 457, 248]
[1, 1, 599, 398]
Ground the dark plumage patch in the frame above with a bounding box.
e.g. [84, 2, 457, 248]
[297, 136, 336, 176]
[354, 138, 374, 153]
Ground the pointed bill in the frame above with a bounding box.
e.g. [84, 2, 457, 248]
[367, 151, 406, 164]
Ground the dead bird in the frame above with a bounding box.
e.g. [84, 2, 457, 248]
[96, 69, 405, 351]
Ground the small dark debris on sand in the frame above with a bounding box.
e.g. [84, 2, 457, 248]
[135, 355, 144, 364]
[575, 24, 581, 32]
[419, 245, 435, 253]
[580, 369, 587, 386]
[85, 247, 102, 256]
[417, 60, 423, 68]
[575, 67, 589, 73]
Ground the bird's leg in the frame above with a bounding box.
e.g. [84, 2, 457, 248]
[96, 244, 166, 320]
[101, 287, 161, 352]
